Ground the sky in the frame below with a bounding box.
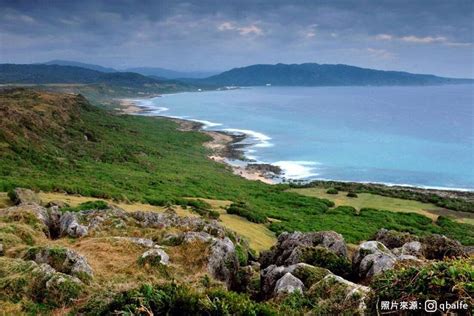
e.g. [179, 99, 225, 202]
[0, 0, 473, 78]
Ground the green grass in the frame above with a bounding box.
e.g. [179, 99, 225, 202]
[1, 89, 473, 245]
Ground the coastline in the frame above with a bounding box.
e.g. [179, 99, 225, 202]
[117, 98, 276, 184]
[117, 97, 474, 195]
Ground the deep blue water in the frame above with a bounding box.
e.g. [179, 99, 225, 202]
[136, 85, 474, 190]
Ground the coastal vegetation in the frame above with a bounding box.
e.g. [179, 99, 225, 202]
[1, 88, 473, 246]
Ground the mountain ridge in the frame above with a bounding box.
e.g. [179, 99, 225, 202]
[194, 63, 473, 86]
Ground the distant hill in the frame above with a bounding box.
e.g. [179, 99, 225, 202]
[0, 64, 163, 87]
[43, 60, 117, 73]
[196, 63, 473, 86]
[126, 67, 219, 79]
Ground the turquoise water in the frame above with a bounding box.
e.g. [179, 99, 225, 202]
[136, 85, 474, 190]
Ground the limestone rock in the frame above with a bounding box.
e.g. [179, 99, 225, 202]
[260, 231, 348, 268]
[207, 237, 238, 287]
[24, 246, 93, 282]
[352, 241, 396, 279]
[59, 212, 88, 238]
[274, 272, 304, 295]
[139, 248, 169, 266]
[421, 234, 465, 259]
[375, 228, 418, 249]
[9, 188, 41, 205]
[308, 274, 371, 315]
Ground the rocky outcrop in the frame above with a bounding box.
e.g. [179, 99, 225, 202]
[392, 241, 423, 258]
[352, 241, 397, 280]
[421, 234, 465, 259]
[207, 237, 238, 288]
[23, 246, 93, 282]
[274, 272, 304, 295]
[375, 228, 418, 249]
[260, 231, 348, 269]
[59, 212, 89, 238]
[8, 188, 41, 205]
[307, 274, 371, 315]
[139, 248, 169, 266]
[114, 237, 155, 248]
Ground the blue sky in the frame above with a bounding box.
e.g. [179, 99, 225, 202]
[0, 0, 473, 77]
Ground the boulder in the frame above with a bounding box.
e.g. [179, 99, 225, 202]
[274, 272, 304, 295]
[183, 231, 215, 243]
[260, 231, 348, 268]
[59, 212, 88, 238]
[8, 188, 41, 205]
[23, 246, 93, 282]
[260, 263, 330, 298]
[375, 228, 418, 249]
[421, 234, 465, 259]
[352, 241, 396, 279]
[392, 241, 423, 258]
[139, 248, 169, 266]
[207, 237, 238, 288]
[114, 237, 155, 248]
[307, 274, 371, 315]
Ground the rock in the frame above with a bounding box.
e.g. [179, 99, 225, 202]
[307, 274, 371, 315]
[260, 231, 348, 268]
[8, 188, 41, 205]
[352, 241, 396, 279]
[274, 272, 304, 295]
[421, 234, 465, 259]
[24, 246, 93, 282]
[375, 228, 418, 249]
[398, 241, 423, 257]
[114, 237, 155, 248]
[260, 263, 330, 298]
[59, 212, 88, 238]
[207, 237, 238, 288]
[139, 248, 169, 266]
[162, 233, 185, 246]
[183, 231, 215, 243]
[44, 273, 83, 306]
[45, 200, 69, 208]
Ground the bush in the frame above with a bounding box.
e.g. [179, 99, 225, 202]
[81, 282, 277, 315]
[346, 192, 358, 198]
[298, 246, 352, 278]
[371, 258, 474, 306]
[226, 202, 267, 223]
[62, 200, 108, 212]
[326, 188, 338, 195]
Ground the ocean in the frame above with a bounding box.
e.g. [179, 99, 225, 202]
[135, 85, 474, 190]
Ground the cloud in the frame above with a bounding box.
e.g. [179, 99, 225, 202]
[375, 34, 392, 40]
[217, 22, 263, 36]
[400, 35, 447, 43]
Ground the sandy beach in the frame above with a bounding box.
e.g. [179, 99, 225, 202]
[119, 98, 276, 184]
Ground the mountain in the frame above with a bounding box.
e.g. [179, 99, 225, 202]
[125, 67, 219, 79]
[197, 63, 473, 86]
[43, 59, 117, 73]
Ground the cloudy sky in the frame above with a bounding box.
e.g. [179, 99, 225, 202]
[0, 0, 473, 77]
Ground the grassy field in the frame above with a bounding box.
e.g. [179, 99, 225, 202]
[1, 89, 473, 245]
[289, 188, 474, 225]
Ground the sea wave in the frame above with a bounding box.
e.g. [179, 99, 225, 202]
[222, 128, 273, 148]
[273, 161, 320, 179]
[189, 119, 223, 129]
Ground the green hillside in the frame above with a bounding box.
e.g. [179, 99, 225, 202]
[1, 88, 473, 245]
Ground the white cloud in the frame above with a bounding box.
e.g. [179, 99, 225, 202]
[217, 21, 263, 36]
[400, 35, 447, 43]
[375, 34, 392, 40]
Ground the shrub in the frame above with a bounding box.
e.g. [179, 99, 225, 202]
[346, 192, 358, 198]
[226, 202, 267, 223]
[371, 258, 474, 306]
[298, 246, 352, 278]
[326, 188, 338, 195]
[62, 200, 108, 212]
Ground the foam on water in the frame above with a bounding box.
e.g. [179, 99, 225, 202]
[273, 161, 320, 179]
[222, 128, 273, 148]
[189, 119, 223, 129]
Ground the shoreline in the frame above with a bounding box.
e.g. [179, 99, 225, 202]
[117, 97, 474, 194]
